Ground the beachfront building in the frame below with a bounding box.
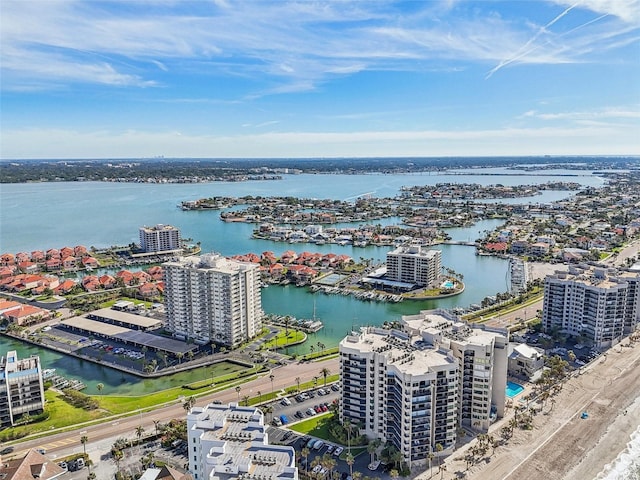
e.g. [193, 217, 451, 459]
[542, 264, 640, 348]
[163, 254, 262, 347]
[0, 351, 45, 427]
[187, 402, 298, 480]
[339, 310, 507, 469]
[140, 224, 182, 254]
[385, 245, 442, 287]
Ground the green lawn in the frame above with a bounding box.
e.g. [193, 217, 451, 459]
[289, 413, 334, 439]
[0, 390, 108, 442]
[262, 330, 306, 350]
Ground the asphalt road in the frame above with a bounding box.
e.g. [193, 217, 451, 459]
[9, 357, 340, 462]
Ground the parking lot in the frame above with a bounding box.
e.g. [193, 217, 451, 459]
[263, 384, 388, 479]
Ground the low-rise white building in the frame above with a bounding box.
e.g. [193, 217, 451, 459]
[187, 403, 297, 480]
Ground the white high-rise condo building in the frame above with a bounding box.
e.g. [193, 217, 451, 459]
[543, 264, 640, 348]
[0, 351, 45, 427]
[163, 254, 262, 347]
[187, 402, 298, 480]
[139, 224, 182, 253]
[339, 310, 507, 469]
[386, 245, 442, 287]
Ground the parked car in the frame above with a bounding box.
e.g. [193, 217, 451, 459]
[281, 397, 292, 406]
[333, 446, 344, 456]
[306, 407, 316, 416]
[280, 415, 289, 425]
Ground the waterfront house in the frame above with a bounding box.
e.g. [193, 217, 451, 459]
[82, 256, 99, 269]
[3, 304, 51, 326]
[60, 246, 74, 258]
[30, 250, 45, 263]
[17, 261, 39, 274]
[54, 279, 76, 294]
[0, 253, 15, 266]
[45, 248, 59, 259]
[116, 270, 135, 285]
[74, 245, 88, 256]
[45, 258, 61, 271]
[138, 282, 160, 298]
[62, 255, 77, 270]
[0, 266, 15, 279]
[99, 274, 117, 288]
[147, 265, 164, 280]
[15, 252, 30, 263]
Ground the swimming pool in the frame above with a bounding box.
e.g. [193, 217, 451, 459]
[441, 281, 454, 289]
[506, 381, 525, 398]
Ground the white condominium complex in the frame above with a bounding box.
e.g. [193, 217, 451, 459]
[0, 351, 45, 427]
[187, 402, 298, 480]
[163, 254, 262, 347]
[139, 224, 182, 253]
[339, 310, 507, 469]
[386, 245, 442, 287]
[543, 264, 640, 348]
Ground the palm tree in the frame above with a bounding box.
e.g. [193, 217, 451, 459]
[320, 367, 330, 387]
[262, 404, 273, 423]
[153, 420, 161, 437]
[135, 425, 145, 454]
[295, 377, 301, 392]
[439, 463, 447, 479]
[257, 390, 262, 404]
[183, 396, 196, 413]
[112, 449, 123, 474]
[313, 376, 319, 388]
[96, 383, 104, 393]
[367, 439, 380, 465]
[343, 418, 353, 453]
[390, 469, 400, 480]
[80, 435, 88, 455]
[176, 352, 184, 364]
[435, 443, 443, 472]
[309, 345, 315, 356]
[283, 316, 291, 335]
[242, 395, 249, 406]
[301, 447, 310, 472]
[269, 374, 275, 396]
[236, 385, 242, 402]
[345, 452, 355, 476]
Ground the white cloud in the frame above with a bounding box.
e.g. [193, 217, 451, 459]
[2, 124, 638, 159]
[520, 107, 640, 121]
[1, 0, 637, 91]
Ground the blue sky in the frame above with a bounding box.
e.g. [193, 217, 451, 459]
[1, 0, 639, 159]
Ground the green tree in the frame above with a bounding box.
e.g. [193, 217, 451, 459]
[320, 367, 331, 387]
[80, 435, 88, 455]
[183, 396, 196, 413]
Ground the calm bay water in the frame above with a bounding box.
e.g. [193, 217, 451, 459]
[0, 168, 605, 394]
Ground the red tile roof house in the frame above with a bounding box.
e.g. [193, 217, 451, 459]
[99, 274, 117, 288]
[60, 246, 74, 258]
[46, 248, 60, 259]
[0, 299, 22, 314]
[0, 253, 15, 266]
[82, 275, 100, 291]
[147, 265, 164, 280]
[45, 258, 61, 271]
[0, 266, 17, 279]
[54, 279, 77, 294]
[280, 250, 298, 264]
[61, 256, 78, 270]
[261, 251, 278, 265]
[18, 261, 39, 274]
[15, 252, 30, 263]
[82, 256, 99, 269]
[7, 274, 45, 292]
[116, 270, 135, 285]
[3, 304, 52, 326]
[138, 282, 159, 298]
[74, 245, 88, 256]
[133, 271, 152, 284]
[30, 250, 46, 263]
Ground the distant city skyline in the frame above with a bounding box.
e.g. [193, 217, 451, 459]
[1, 0, 638, 159]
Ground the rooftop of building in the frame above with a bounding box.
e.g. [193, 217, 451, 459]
[189, 403, 296, 480]
[164, 253, 258, 274]
[547, 263, 640, 288]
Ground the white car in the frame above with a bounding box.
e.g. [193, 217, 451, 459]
[333, 446, 344, 456]
[281, 397, 292, 406]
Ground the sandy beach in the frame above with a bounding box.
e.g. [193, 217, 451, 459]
[416, 337, 640, 480]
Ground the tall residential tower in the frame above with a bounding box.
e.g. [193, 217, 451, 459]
[339, 310, 507, 469]
[0, 351, 45, 427]
[543, 264, 640, 348]
[163, 254, 262, 347]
